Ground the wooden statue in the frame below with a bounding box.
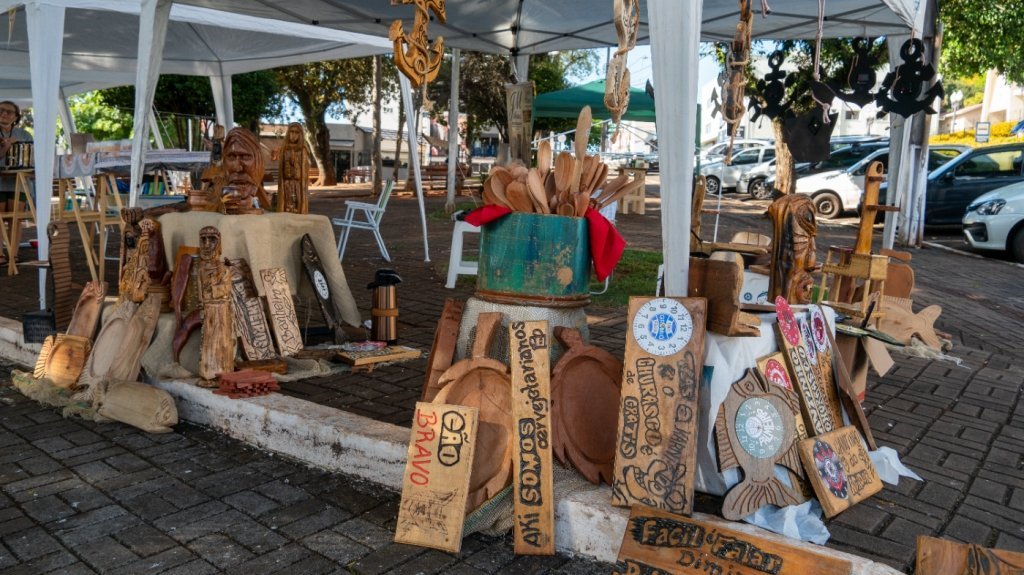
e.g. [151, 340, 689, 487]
[768, 194, 818, 304]
[119, 207, 144, 278]
[193, 125, 228, 211]
[119, 218, 154, 303]
[276, 122, 308, 214]
[222, 127, 271, 214]
[390, 0, 446, 88]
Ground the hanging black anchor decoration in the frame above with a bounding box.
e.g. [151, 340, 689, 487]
[875, 38, 944, 118]
[750, 50, 796, 122]
[830, 37, 878, 107]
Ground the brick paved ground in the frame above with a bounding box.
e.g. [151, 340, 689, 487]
[1, 181, 1022, 573]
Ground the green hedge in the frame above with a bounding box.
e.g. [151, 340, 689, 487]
[930, 120, 1020, 147]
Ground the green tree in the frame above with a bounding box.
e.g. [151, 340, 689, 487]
[940, 0, 1024, 86]
[68, 92, 134, 141]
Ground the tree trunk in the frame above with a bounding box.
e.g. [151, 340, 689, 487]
[392, 89, 405, 183]
[302, 110, 329, 187]
[371, 55, 384, 197]
[772, 119, 796, 195]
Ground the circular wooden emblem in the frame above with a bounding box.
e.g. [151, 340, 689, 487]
[312, 270, 329, 300]
[734, 397, 785, 459]
[813, 439, 848, 499]
[762, 358, 791, 390]
[632, 298, 693, 357]
[775, 296, 800, 346]
[810, 307, 829, 353]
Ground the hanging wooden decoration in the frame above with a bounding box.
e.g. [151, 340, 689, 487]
[782, 106, 838, 163]
[612, 297, 706, 516]
[750, 50, 794, 122]
[715, 369, 806, 520]
[830, 37, 879, 107]
[720, 0, 754, 160]
[775, 297, 841, 436]
[604, 0, 640, 141]
[390, 0, 446, 88]
[875, 38, 944, 118]
[797, 425, 882, 517]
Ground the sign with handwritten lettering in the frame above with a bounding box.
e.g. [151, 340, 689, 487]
[774, 297, 839, 436]
[797, 425, 882, 518]
[395, 402, 479, 552]
[228, 260, 275, 361]
[614, 504, 853, 575]
[612, 297, 707, 516]
[509, 320, 554, 555]
[259, 267, 302, 356]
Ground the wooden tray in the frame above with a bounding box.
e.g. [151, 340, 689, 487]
[433, 312, 512, 512]
[550, 326, 623, 485]
[34, 334, 91, 389]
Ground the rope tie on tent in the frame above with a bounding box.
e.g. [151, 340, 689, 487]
[809, 0, 834, 124]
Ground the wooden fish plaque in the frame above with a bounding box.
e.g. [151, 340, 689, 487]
[395, 402, 478, 553]
[774, 297, 840, 436]
[228, 260, 275, 361]
[509, 320, 554, 555]
[612, 297, 707, 516]
[614, 504, 853, 575]
[260, 267, 302, 356]
[797, 425, 882, 518]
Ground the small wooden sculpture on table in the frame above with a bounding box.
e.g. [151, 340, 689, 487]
[276, 122, 308, 214]
[768, 194, 818, 304]
[221, 127, 271, 214]
[119, 218, 155, 303]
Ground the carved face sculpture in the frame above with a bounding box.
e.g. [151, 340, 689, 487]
[223, 128, 264, 188]
[286, 123, 302, 145]
[199, 226, 221, 261]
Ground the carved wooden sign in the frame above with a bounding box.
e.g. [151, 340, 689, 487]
[421, 299, 464, 402]
[715, 369, 805, 520]
[797, 425, 882, 518]
[614, 504, 853, 575]
[509, 320, 554, 555]
[228, 260, 275, 361]
[260, 267, 302, 356]
[916, 535, 1024, 575]
[395, 402, 478, 553]
[300, 234, 343, 343]
[756, 352, 793, 391]
[612, 297, 707, 516]
[774, 297, 840, 436]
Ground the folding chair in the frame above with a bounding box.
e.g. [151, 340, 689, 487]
[333, 179, 394, 262]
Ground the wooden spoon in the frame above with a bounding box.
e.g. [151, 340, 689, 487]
[591, 172, 629, 206]
[482, 176, 500, 206]
[505, 181, 535, 213]
[557, 203, 576, 217]
[544, 170, 558, 211]
[526, 168, 550, 214]
[537, 140, 552, 178]
[554, 152, 575, 195]
[599, 177, 644, 210]
[586, 163, 609, 196]
[488, 174, 513, 209]
[570, 106, 592, 195]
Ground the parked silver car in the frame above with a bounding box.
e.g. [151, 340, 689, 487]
[700, 146, 775, 195]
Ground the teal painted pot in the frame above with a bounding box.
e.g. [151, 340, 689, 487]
[476, 212, 591, 308]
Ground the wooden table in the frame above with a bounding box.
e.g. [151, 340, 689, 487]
[618, 167, 646, 215]
[0, 170, 36, 275]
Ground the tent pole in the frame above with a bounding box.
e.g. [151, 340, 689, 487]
[648, 0, 700, 295]
[148, 108, 166, 149]
[400, 74, 430, 262]
[130, 0, 172, 208]
[210, 70, 234, 129]
[445, 48, 461, 211]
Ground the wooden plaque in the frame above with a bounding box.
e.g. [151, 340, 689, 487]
[300, 234, 343, 342]
[337, 345, 420, 368]
[614, 504, 853, 575]
[715, 369, 805, 520]
[774, 297, 839, 436]
[509, 320, 554, 555]
[228, 260, 275, 361]
[612, 297, 706, 516]
[916, 535, 1024, 575]
[260, 267, 303, 356]
[421, 299, 464, 402]
[803, 306, 843, 426]
[797, 425, 882, 518]
[756, 352, 793, 391]
[395, 402, 479, 553]
[820, 307, 877, 451]
[66, 281, 108, 341]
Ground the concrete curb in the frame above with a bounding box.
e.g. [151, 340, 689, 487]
[922, 241, 1024, 270]
[0, 319, 901, 572]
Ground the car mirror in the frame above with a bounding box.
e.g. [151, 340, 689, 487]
[942, 170, 956, 181]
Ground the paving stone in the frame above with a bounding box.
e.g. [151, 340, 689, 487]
[21, 494, 75, 524]
[942, 515, 994, 545]
[880, 517, 936, 547]
[277, 505, 352, 539]
[332, 517, 393, 550]
[107, 545, 200, 575]
[968, 477, 1009, 504]
[302, 529, 370, 563]
[348, 541, 426, 575]
[224, 490, 281, 517]
[3, 526, 67, 561]
[74, 535, 141, 571]
[995, 532, 1024, 553]
[222, 543, 312, 575]
[114, 523, 178, 557]
[186, 533, 256, 569]
[254, 479, 311, 505]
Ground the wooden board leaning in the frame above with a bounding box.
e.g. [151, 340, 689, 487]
[228, 259, 275, 361]
[774, 296, 840, 436]
[260, 267, 303, 356]
[797, 425, 882, 518]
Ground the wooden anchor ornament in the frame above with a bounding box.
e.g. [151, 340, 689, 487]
[875, 37, 944, 118]
[550, 327, 623, 485]
[750, 50, 795, 122]
[715, 369, 806, 520]
[390, 0, 446, 88]
[830, 37, 879, 107]
[782, 104, 838, 163]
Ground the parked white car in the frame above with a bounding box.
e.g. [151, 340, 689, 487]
[700, 146, 775, 195]
[963, 181, 1024, 262]
[699, 139, 772, 164]
[795, 149, 889, 218]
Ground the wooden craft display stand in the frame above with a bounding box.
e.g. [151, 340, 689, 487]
[618, 167, 646, 214]
[0, 171, 36, 275]
[56, 173, 125, 282]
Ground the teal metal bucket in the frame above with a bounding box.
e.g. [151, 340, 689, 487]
[476, 212, 591, 308]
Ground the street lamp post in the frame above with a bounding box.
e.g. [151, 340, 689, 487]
[950, 90, 964, 135]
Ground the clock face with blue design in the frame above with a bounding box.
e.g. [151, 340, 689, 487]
[734, 398, 785, 459]
[632, 298, 693, 356]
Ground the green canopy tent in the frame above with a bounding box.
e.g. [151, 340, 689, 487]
[532, 79, 656, 122]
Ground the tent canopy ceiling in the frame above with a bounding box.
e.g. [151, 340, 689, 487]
[533, 79, 655, 122]
[177, 0, 915, 55]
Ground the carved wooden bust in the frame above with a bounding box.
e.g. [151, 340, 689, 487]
[768, 194, 818, 304]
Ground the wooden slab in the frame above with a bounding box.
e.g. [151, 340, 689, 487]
[48, 222, 74, 332]
[797, 425, 882, 518]
[774, 297, 840, 436]
[612, 297, 706, 515]
[804, 306, 843, 426]
[235, 358, 288, 374]
[614, 504, 853, 575]
[821, 308, 877, 451]
[300, 234, 344, 343]
[551, 326, 622, 485]
[433, 312, 512, 512]
[395, 402, 479, 553]
[228, 260, 275, 361]
[916, 535, 1024, 575]
[878, 296, 943, 350]
[78, 299, 138, 390]
[66, 281, 108, 341]
[103, 294, 161, 385]
[688, 255, 761, 337]
[260, 267, 303, 356]
[337, 345, 420, 371]
[509, 320, 554, 555]
[421, 299, 464, 402]
[715, 369, 806, 520]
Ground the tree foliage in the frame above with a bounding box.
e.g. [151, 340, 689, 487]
[68, 92, 134, 141]
[940, 0, 1024, 86]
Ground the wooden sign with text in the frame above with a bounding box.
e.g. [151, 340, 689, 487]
[395, 402, 478, 553]
[614, 504, 853, 575]
[260, 267, 303, 356]
[916, 535, 1024, 575]
[509, 320, 554, 555]
[797, 425, 882, 517]
[613, 297, 706, 516]
[228, 260, 275, 361]
[774, 297, 839, 436]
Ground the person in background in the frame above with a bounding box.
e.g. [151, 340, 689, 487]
[0, 100, 32, 264]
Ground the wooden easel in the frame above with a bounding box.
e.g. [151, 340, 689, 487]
[0, 171, 37, 275]
[59, 173, 124, 282]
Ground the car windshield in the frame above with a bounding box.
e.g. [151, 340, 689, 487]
[927, 148, 966, 171]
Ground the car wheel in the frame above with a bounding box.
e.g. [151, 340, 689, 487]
[705, 176, 722, 196]
[749, 177, 772, 200]
[813, 192, 843, 219]
[1011, 227, 1024, 263]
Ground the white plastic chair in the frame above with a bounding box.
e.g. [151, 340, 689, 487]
[445, 219, 480, 289]
[333, 179, 394, 262]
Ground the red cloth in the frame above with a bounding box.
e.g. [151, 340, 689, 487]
[463, 205, 512, 226]
[584, 207, 626, 282]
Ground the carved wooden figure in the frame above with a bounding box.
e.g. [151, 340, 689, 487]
[119, 218, 154, 303]
[390, 0, 446, 88]
[77, 295, 160, 401]
[276, 122, 308, 214]
[221, 127, 271, 214]
[775, 297, 841, 436]
[768, 194, 818, 304]
[715, 369, 806, 520]
[550, 327, 623, 485]
[612, 297, 707, 516]
[797, 425, 882, 517]
[227, 259, 275, 361]
[173, 227, 235, 379]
